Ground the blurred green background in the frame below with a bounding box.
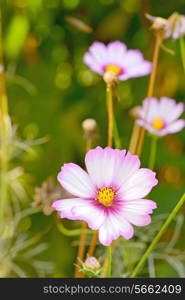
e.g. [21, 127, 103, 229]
[1, 0, 185, 277]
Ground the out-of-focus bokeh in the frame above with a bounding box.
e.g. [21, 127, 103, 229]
[1, 0, 185, 277]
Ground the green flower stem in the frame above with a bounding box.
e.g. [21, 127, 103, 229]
[113, 116, 121, 149]
[180, 37, 185, 73]
[106, 245, 112, 278]
[130, 192, 185, 278]
[135, 34, 162, 157]
[55, 216, 92, 237]
[148, 136, 158, 170]
[106, 85, 114, 148]
[106, 84, 122, 149]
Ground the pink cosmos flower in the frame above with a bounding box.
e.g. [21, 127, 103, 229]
[83, 41, 152, 81]
[52, 147, 158, 246]
[136, 97, 185, 136]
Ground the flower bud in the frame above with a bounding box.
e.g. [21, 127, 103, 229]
[82, 118, 97, 132]
[168, 13, 185, 40]
[103, 71, 118, 86]
[80, 256, 101, 278]
[82, 118, 97, 139]
[129, 106, 141, 120]
[84, 257, 100, 270]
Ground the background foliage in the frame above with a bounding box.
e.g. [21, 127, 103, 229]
[1, 0, 185, 277]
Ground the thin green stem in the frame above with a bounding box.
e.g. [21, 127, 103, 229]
[148, 136, 158, 170]
[106, 245, 112, 278]
[106, 85, 114, 148]
[113, 116, 121, 149]
[180, 37, 185, 73]
[130, 192, 185, 278]
[55, 216, 92, 237]
[135, 34, 162, 157]
[106, 84, 121, 149]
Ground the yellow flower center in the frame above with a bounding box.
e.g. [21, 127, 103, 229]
[152, 118, 164, 130]
[96, 187, 115, 207]
[105, 65, 121, 75]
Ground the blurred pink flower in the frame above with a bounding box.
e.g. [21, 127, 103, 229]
[52, 147, 158, 246]
[83, 41, 152, 81]
[146, 13, 185, 41]
[136, 97, 185, 136]
[171, 14, 185, 40]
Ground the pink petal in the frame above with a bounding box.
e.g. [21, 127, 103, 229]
[113, 152, 140, 188]
[159, 97, 176, 115]
[88, 41, 107, 64]
[121, 199, 157, 226]
[83, 41, 108, 74]
[162, 119, 185, 134]
[117, 73, 131, 81]
[52, 198, 88, 220]
[122, 61, 152, 79]
[125, 214, 152, 226]
[57, 163, 95, 198]
[85, 146, 126, 188]
[121, 49, 151, 75]
[159, 97, 184, 122]
[138, 97, 159, 122]
[98, 212, 134, 246]
[118, 168, 158, 200]
[123, 199, 157, 214]
[83, 52, 103, 75]
[72, 202, 106, 230]
[107, 41, 127, 64]
[124, 50, 144, 66]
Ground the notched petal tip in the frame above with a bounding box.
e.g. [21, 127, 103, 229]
[150, 201, 158, 210]
[51, 199, 63, 210]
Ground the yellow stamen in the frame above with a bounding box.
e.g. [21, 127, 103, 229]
[105, 65, 121, 75]
[152, 118, 164, 130]
[97, 187, 115, 207]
